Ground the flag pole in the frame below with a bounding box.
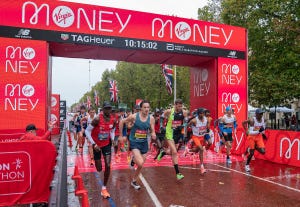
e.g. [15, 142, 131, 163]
[174, 65, 176, 103]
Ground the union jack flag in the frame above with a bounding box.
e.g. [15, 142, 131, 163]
[161, 64, 173, 95]
[94, 90, 99, 106]
[86, 96, 91, 108]
[109, 80, 119, 102]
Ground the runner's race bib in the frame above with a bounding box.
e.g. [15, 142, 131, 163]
[98, 130, 110, 140]
[172, 120, 182, 128]
[225, 123, 233, 128]
[135, 129, 147, 139]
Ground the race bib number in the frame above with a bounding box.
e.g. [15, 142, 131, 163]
[172, 120, 182, 128]
[225, 123, 233, 128]
[135, 129, 147, 139]
[98, 131, 110, 140]
[254, 126, 260, 131]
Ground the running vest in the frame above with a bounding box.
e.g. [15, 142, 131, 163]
[166, 108, 184, 139]
[87, 115, 95, 126]
[192, 116, 208, 136]
[221, 114, 236, 133]
[250, 117, 265, 134]
[129, 112, 150, 142]
[76, 112, 87, 129]
[91, 113, 115, 147]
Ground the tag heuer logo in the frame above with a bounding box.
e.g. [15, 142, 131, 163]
[61, 34, 69, 40]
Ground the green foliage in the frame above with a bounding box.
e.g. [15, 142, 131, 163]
[199, 0, 300, 107]
[72, 63, 190, 110]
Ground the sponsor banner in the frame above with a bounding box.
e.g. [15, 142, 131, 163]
[0, 141, 56, 206]
[0, 0, 246, 57]
[217, 57, 247, 127]
[0, 37, 48, 141]
[50, 94, 60, 135]
[0, 25, 245, 60]
[189, 59, 218, 121]
[256, 130, 300, 167]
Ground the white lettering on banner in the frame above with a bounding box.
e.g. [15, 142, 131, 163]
[152, 18, 234, 45]
[193, 68, 210, 97]
[4, 84, 39, 111]
[280, 137, 300, 160]
[22, 2, 131, 33]
[5, 60, 39, 74]
[221, 103, 242, 113]
[234, 131, 244, 150]
[221, 64, 242, 85]
[0, 158, 25, 183]
[5, 46, 39, 74]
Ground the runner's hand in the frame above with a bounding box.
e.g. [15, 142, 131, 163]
[151, 132, 156, 140]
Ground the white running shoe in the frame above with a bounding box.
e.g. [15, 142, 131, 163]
[245, 165, 251, 172]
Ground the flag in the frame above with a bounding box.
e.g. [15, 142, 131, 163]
[94, 90, 99, 106]
[109, 80, 119, 102]
[87, 96, 91, 108]
[161, 64, 173, 95]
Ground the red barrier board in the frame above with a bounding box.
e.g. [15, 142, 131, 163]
[50, 94, 60, 135]
[0, 141, 56, 206]
[255, 130, 300, 167]
[0, 37, 49, 141]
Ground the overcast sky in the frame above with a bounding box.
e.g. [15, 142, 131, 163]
[53, 0, 207, 106]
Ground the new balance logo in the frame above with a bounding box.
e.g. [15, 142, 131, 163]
[227, 51, 237, 58]
[15, 29, 32, 39]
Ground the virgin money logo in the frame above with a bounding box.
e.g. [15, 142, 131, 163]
[231, 65, 240, 74]
[22, 85, 35, 97]
[51, 114, 58, 123]
[51, 97, 57, 107]
[52, 6, 74, 28]
[22, 47, 35, 60]
[232, 93, 240, 103]
[175, 22, 191, 41]
[201, 69, 208, 82]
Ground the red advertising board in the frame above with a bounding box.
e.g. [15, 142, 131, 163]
[190, 59, 218, 120]
[0, 141, 56, 206]
[0, 0, 246, 56]
[217, 57, 247, 127]
[256, 130, 300, 167]
[50, 94, 60, 135]
[0, 37, 49, 141]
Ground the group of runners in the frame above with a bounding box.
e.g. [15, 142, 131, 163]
[68, 98, 267, 199]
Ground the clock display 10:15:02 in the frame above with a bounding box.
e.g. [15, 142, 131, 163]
[124, 39, 158, 49]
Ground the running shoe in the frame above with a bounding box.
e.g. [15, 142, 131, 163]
[200, 166, 206, 174]
[129, 157, 135, 169]
[245, 165, 251, 172]
[101, 189, 110, 198]
[226, 157, 232, 164]
[90, 159, 95, 166]
[176, 173, 184, 180]
[131, 181, 141, 190]
[157, 150, 165, 161]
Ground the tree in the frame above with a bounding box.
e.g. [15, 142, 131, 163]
[199, 0, 300, 107]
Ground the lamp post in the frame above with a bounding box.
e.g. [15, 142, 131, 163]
[88, 60, 91, 90]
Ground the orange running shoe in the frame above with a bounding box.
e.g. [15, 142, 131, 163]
[101, 188, 110, 198]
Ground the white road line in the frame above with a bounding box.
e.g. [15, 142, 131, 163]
[264, 174, 300, 180]
[139, 173, 163, 207]
[178, 166, 231, 173]
[212, 163, 300, 193]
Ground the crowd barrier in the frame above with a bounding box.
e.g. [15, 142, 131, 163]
[0, 140, 56, 206]
[212, 128, 300, 167]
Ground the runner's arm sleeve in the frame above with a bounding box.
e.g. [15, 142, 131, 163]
[85, 125, 95, 144]
[219, 122, 224, 132]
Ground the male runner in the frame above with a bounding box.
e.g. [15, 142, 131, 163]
[85, 101, 116, 198]
[74, 105, 88, 154]
[219, 106, 237, 164]
[242, 108, 267, 172]
[158, 99, 187, 180]
[119, 100, 156, 190]
[188, 108, 211, 174]
[87, 107, 96, 166]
